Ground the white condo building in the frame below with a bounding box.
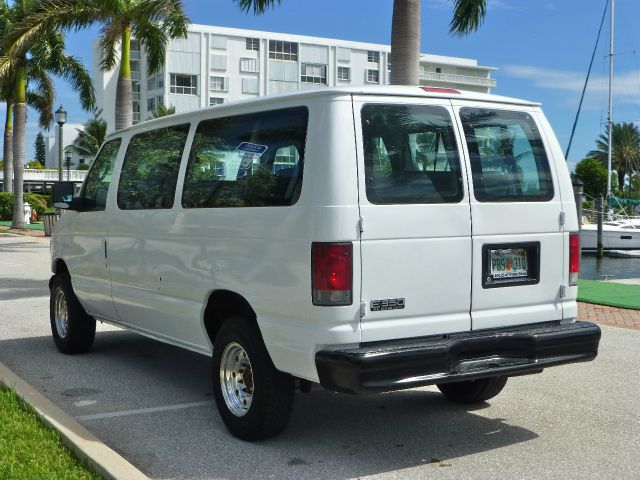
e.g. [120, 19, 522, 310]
[93, 24, 496, 132]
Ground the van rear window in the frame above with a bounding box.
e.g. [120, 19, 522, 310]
[361, 104, 463, 205]
[460, 108, 554, 202]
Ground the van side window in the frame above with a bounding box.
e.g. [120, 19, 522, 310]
[80, 138, 121, 211]
[460, 108, 554, 202]
[361, 104, 463, 204]
[117, 124, 190, 210]
[182, 107, 308, 208]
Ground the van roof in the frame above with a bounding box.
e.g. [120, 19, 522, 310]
[110, 85, 541, 136]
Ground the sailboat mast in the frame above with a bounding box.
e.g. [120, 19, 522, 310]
[606, 0, 614, 201]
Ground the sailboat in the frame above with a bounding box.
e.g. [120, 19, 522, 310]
[579, 0, 640, 250]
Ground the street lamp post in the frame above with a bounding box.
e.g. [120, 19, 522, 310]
[65, 151, 72, 181]
[55, 105, 67, 182]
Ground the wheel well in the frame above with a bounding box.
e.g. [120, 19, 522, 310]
[203, 290, 257, 344]
[53, 259, 69, 275]
[50, 259, 69, 290]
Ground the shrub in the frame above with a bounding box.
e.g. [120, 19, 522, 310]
[0, 192, 12, 220]
[0, 192, 50, 220]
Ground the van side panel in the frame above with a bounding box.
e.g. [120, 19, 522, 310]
[107, 96, 361, 381]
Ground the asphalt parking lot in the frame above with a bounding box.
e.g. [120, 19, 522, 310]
[1, 234, 639, 480]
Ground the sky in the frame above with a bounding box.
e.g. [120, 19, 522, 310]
[2, 0, 639, 171]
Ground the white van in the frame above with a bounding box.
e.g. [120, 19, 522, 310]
[50, 86, 601, 440]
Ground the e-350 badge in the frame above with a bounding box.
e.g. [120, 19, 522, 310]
[370, 298, 405, 311]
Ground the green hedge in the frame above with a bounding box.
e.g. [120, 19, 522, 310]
[0, 192, 51, 220]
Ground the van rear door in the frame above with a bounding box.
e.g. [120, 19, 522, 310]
[353, 95, 472, 343]
[453, 101, 565, 330]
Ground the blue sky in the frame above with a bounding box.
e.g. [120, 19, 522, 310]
[3, 0, 639, 171]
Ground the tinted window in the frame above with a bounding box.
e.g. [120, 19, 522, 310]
[460, 108, 553, 202]
[117, 125, 189, 210]
[182, 107, 308, 208]
[361, 104, 463, 204]
[80, 138, 121, 211]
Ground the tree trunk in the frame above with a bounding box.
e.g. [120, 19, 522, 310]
[617, 169, 625, 196]
[2, 103, 13, 193]
[11, 64, 26, 229]
[390, 0, 421, 86]
[115, 25, 133, 131]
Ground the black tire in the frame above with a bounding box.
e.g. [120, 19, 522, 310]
[49, 273, 96, 354]
[437, 376, 507, 404]
[212, 316, 294, 441]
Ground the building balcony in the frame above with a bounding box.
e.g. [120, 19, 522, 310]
[131, 71, 141, 81]
[420, 71, 496, 88]
[130, 50, 141, 61]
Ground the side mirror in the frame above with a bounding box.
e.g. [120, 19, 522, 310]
[52, 182, 76, 209]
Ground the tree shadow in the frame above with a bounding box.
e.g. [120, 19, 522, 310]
[0, 277, 49, 300]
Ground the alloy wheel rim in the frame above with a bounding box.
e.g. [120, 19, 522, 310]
[219, 342, 254, 417]
[54, 288, 69, 339]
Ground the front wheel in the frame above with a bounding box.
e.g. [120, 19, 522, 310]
[49, 273, 96, 354]
[212, 316, 294, 440]
[437, 376, 507, 403]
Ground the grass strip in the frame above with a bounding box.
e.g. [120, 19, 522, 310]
[0, 221, 44, 231]
[577, 279, 640, 310]
[0, 386, 101, 480]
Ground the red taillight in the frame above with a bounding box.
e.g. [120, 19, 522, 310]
[420, 86, 461, 94]
[569, 232, 580, 286]
[312, 242, 353, 306]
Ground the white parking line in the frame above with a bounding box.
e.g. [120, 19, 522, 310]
[76, 401, 213, 421]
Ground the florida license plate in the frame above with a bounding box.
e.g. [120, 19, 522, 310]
[489, 248, 528, 279]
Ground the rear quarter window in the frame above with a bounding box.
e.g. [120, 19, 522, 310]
[460, 108, 554, 202]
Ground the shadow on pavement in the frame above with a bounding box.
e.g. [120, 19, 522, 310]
[0, 277, 50, 300]
[0, 330, 538, 480]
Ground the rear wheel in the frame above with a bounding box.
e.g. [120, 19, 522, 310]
[212, 316, 294, 440]
[49, 273, 96, 354]
[437, 377, 507, 403]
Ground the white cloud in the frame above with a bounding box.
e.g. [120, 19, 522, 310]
[503, 64, 640, 105]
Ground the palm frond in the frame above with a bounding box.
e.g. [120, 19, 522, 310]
[98, 21, 124, 71]
[133, 19, 169, 75]
[449, 0, 487, 36]
[46, 53, 96, 111]
[0, 0, 107, 60]
[26, 60, 55, 128]
[26, 90, 54, 128]
[234, 0, 282, 15]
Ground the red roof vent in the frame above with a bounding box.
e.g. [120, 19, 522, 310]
[420, 87, 461, 94]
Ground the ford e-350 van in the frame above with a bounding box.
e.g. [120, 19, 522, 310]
[50, 86, 601, 440]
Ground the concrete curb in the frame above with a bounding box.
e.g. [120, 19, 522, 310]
[0, 362, 149, 480]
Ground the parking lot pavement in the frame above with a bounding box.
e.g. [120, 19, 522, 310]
[1, 234, 639, 480]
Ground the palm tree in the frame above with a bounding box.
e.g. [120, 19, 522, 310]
[1, 0, 189, 131]
[234, 0, 487, 86]
[588, 122, 640, 194]
[68, 110, 107, 160]
[148, 103, 175, 119]
[0, 0, 95, 229]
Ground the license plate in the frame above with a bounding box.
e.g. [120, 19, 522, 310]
[489, 248, 528, 279]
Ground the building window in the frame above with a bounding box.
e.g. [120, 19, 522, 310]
[211, 35, 227, 50]
[366, 69, 379, 83]
[242, 78, 259, 94]
[436, 67, 442, 74]
[147, 97, 156, 112]
[240, 58, 259, 73]
[210, 76, 228, 92]
[269, 40, 298, 61]
[337, 66, 350, 81]
[367, 51, 379, 63]
[156, 95, 164, 107]
[246, 37, 259, 51]
[209, 97, 224, 106]
[170, 74, 198, 95]
[301, 64, 327, 84]
[210, 54, 227, 71]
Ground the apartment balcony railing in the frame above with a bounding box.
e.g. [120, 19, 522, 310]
[420, 72, 496, 88]
[130, 50, 141, 61]
[0, 169, 88, 183]
[131, 71, 141, 81]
